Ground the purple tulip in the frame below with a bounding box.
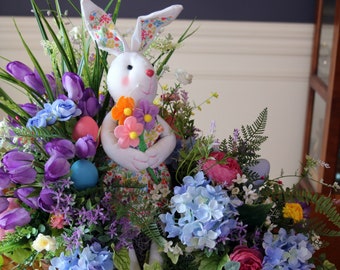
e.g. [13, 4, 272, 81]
[6, 62, 57, 96]
[7, 103, 39, 128]
[10, 168, 37, 185]
[0, 168, 11, 189]
[51, 99, 81, 121]
[0, 207, 31, 230]
[14, 187, 39, 209]
[6, 61, 33, 81]
[45, 139, 75, 159]
[78, 88, 100, 117]
[21, 103, 39, 116]
[24, 73, 45, 95]
[2, 150, 37, 184]
[0, 197, 9, 214]
[44, 155, 70, 181]
[26, 70, 57, 96]
[38, 188, 56, 212]
[75, 135, 97, 158]
[62, 72, 84, 102]
[2, 150, 34, 171]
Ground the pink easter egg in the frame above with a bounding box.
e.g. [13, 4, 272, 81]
[72, 116, 99, 141]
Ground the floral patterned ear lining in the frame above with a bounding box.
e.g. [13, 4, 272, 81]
[81, 0, 126, 55]
[134, 17, 174, 52]
[87, 11, 125, 53]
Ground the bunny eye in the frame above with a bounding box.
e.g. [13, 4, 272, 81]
[127, 65, 133, 70]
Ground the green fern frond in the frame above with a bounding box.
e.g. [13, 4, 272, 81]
[285, 189, 340, 236]
[227, 108, 268, 168]
[13, 125, 68, 140]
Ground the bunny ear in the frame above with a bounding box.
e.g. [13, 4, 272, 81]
[131, 5, 183, 52]
[81, 0, 128, 55]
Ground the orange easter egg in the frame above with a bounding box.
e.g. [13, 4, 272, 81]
[72, 116, 99, 141]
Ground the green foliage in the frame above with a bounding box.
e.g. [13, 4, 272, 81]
[237, 203, 273, 228]
[281, 188, 340, 237]
[221, 107, 268, 169]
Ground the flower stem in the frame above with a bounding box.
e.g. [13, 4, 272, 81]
[138, 132, 160, 184]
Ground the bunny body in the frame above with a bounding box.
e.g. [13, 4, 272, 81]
[81, 0, 183, 268]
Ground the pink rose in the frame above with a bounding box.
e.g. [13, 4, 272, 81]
[230, 246, 263, 270]
[202, 152, 242, 187]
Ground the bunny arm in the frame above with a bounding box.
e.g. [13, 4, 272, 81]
[100, 113, 176, 171]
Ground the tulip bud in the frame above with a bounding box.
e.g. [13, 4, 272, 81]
[0, 207, 31, 230]
[62, 72, 84, 102]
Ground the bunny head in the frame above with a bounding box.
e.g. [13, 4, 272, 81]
[81, 0, 183, 103]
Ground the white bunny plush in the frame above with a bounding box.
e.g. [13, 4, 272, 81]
[81, 0, 182, 268]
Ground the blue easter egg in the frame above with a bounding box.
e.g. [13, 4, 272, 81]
[71, 159, 98, 190]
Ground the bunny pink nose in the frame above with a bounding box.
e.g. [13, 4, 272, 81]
[146, 69, 154, 77]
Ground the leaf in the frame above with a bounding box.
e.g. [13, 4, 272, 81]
[113, 247, 130, 270]
[237, 203, 273, 228]
[143, 261, 162, 270]
[223, 261, 240, 270]
[198, 252, 230, 270]
[166, 251, 180, 264]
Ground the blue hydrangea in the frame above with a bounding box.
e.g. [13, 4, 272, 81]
[160, 171, 238, 250]
[262, 228, 315, 270]
[49, 242, 114, 270]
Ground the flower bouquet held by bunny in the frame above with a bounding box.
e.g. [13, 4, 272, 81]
[0, 0, 339, 270]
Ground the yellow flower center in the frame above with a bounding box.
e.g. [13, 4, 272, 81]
[144, 114, 152, 123]
[129, 131, 138, 140]
[124, 107, 132, 116]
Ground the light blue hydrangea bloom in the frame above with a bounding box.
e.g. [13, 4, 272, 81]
[262, 228, 315, 270]
[160, 171, 238, 250]
[49, 242, 114, 270]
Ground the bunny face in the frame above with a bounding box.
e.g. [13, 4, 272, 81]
[107, 52, 157, 103]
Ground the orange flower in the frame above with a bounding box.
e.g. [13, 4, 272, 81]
[111, 96, 135, 125]
[283, 202, 303, 223]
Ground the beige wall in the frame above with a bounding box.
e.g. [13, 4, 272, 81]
[0, 17, 314, 187]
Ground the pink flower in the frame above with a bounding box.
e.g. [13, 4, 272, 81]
[114, 116, 144, 149]
[50, 213, 65, 229]
[202, 151, 242, 187]
[230, 246, 263, 270]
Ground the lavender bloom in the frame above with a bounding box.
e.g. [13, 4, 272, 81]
[77, 88, 100, 117]
[62, 72, 84, 102]
[38, 188, 57, 213]
[0, 167, 11, 189]
[51, 99, 81, 121]
[45, 139, 76, 159]
[0, 197, 9, 214]
[134, 99, 159, 131]
[75, 135, 96, 158]
[2, 150, 37, 184]
[14, 187, 39, 209]
[44, 155, 70, 181]
[0, 207, 31, 230]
